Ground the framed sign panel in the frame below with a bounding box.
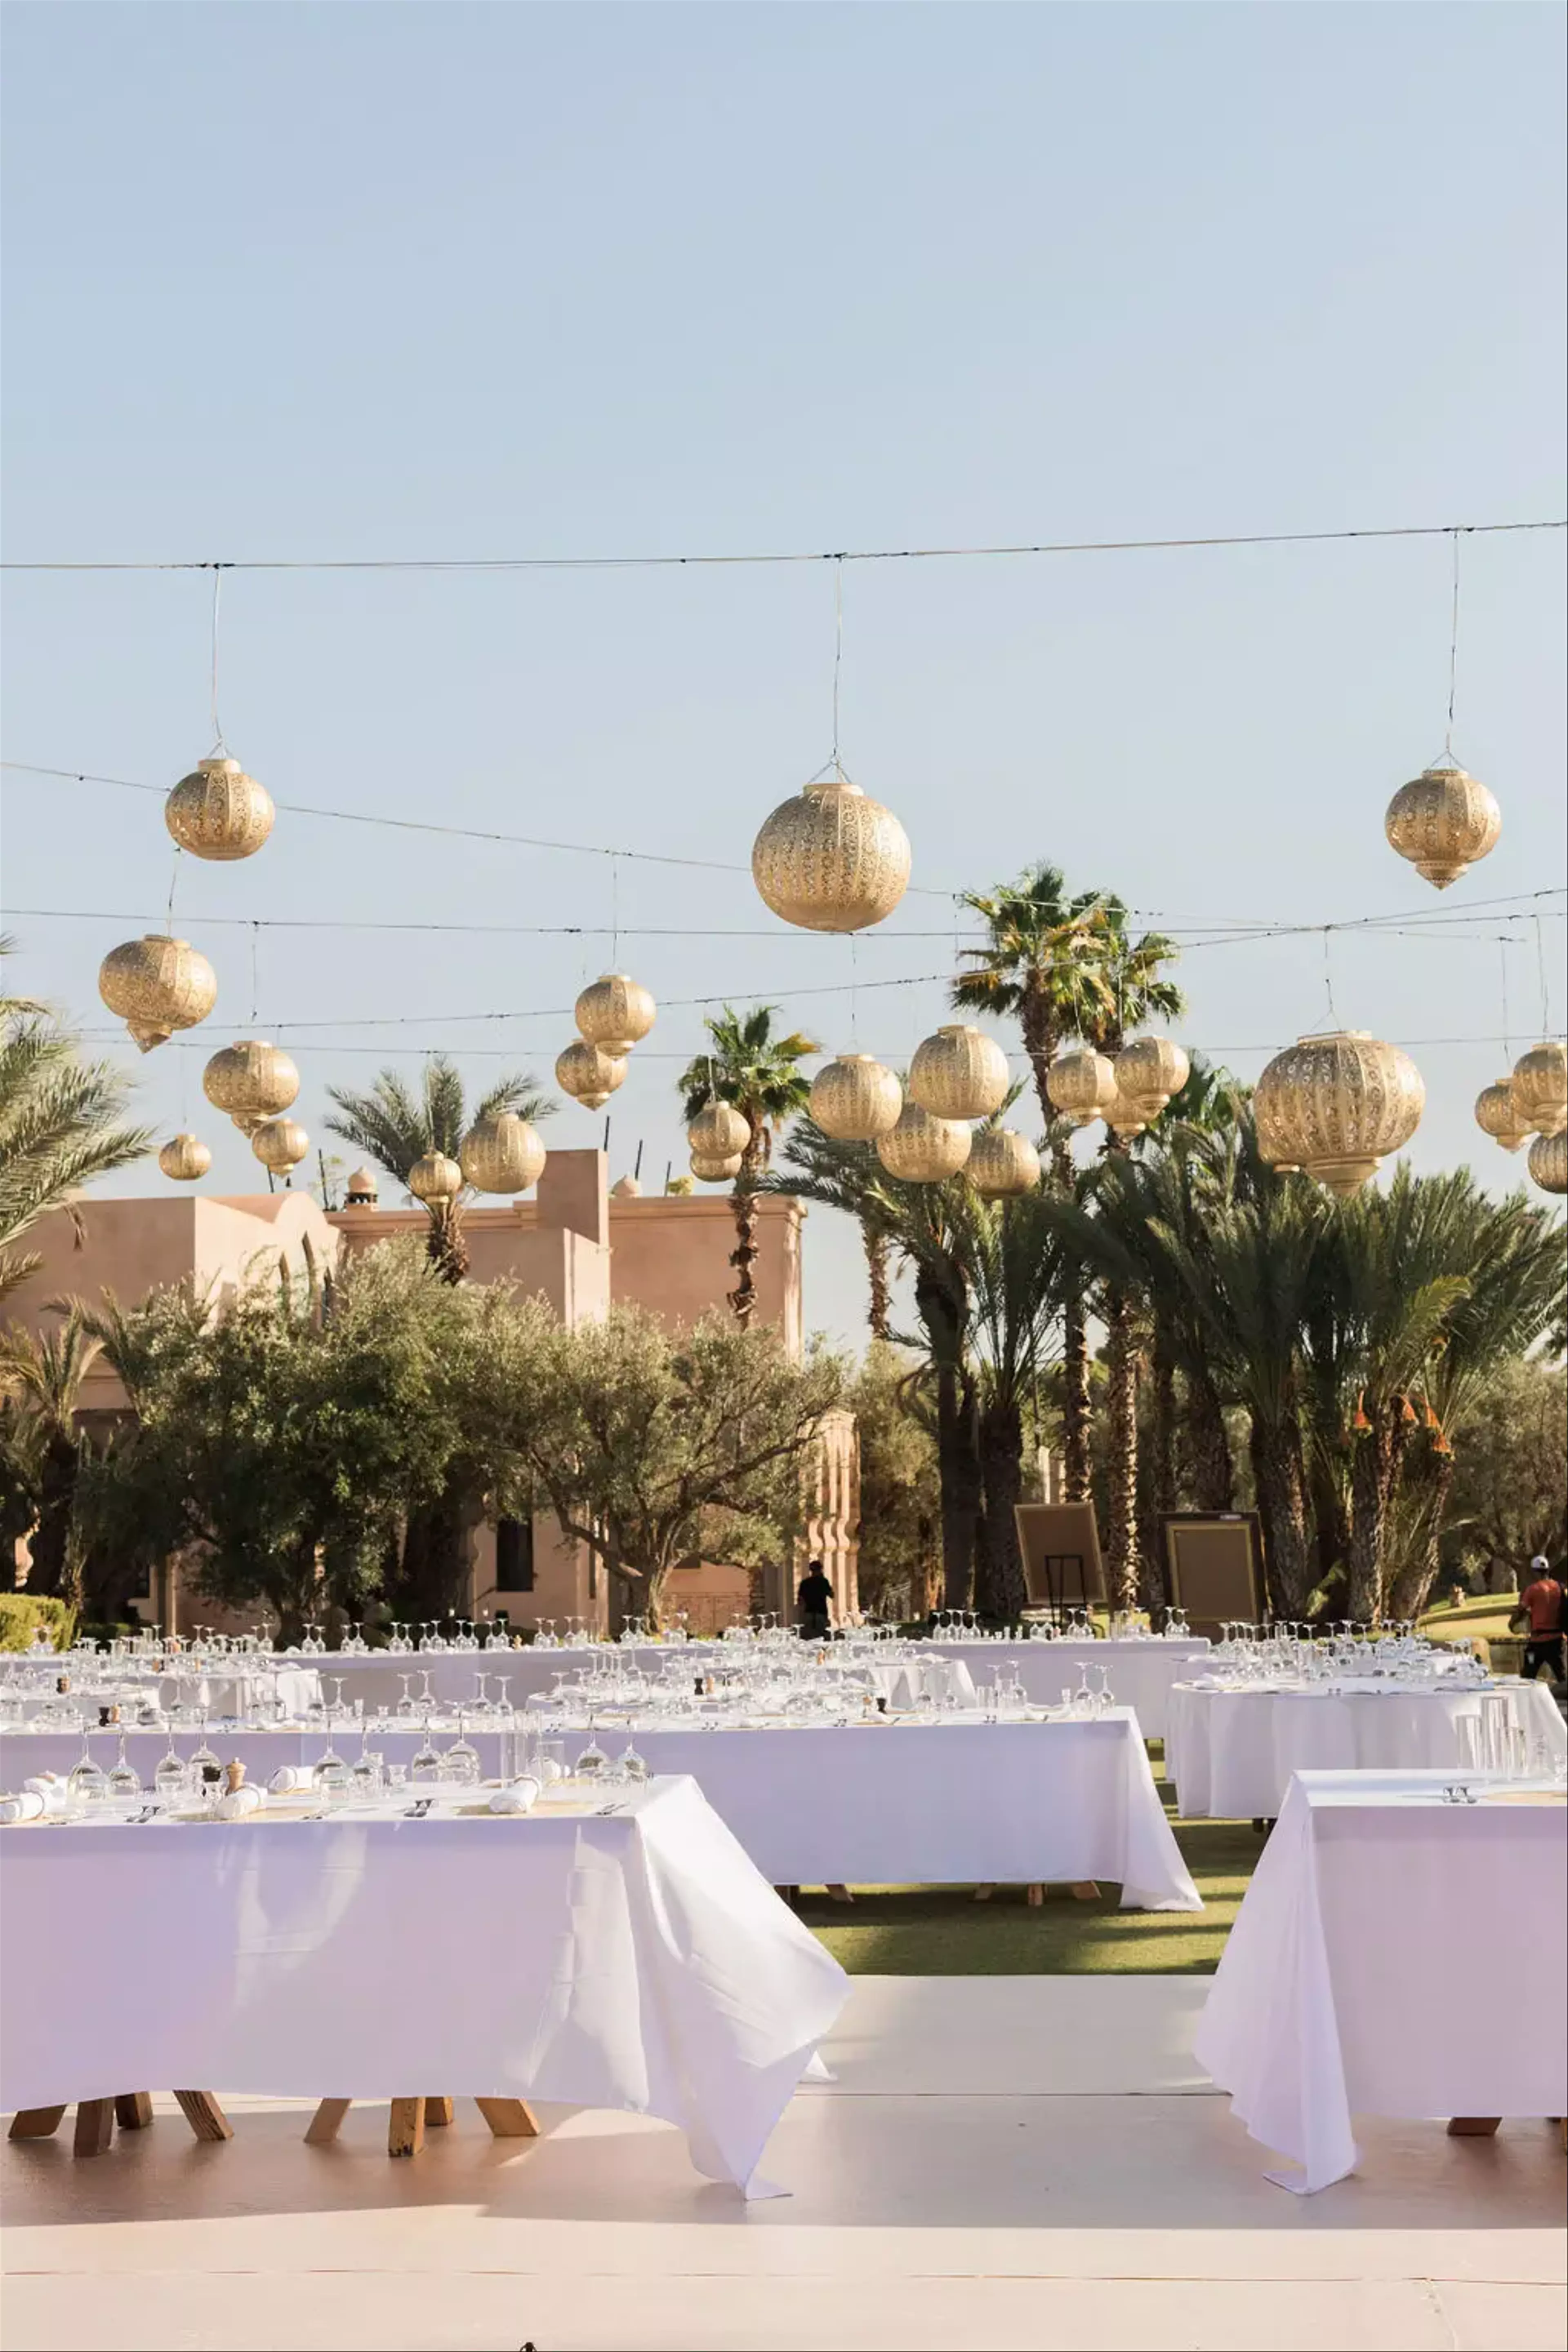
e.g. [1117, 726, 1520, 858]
[1014, 1502, 1105, 1618]
[1161, 1512, 1265, 1637]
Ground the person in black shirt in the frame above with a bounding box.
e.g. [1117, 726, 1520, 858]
[796, 1560, 834, 1641]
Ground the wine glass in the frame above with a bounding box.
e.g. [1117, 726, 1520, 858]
[67, 1733, 108, 1812]
[189, 1717, 223, 1807]
[410, 1714, 443, 1783]
[574, 1721, 608, 1782]
[107, 1733, 141, 1804]
[351, 1723, 383, 1801]
[154, 1733, 187, 1807]
[443, 1715, 481, 1786]
[394, 1673, 418, 1720]
[617, 1737, 648, 1783]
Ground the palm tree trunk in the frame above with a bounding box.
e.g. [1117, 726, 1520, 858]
[1187, 1365, 1235, 1511]
[1253, 1414, 1313, 1618]
[427, 1205, 468, 1285]
[1142, 1329, 1177, 1606]
[863, 1223, 891, 1341]
[727, 1133, 769, 1328]
[25, 1432, 82, 1608]
[1348, 1421, 1390, 1624]
[1105, 1290, 1140, 1610]
[1059, 1290, 1093, 1501]
[976, 1394, 1028, 1622]
[1389, 1446, 1454, 1621]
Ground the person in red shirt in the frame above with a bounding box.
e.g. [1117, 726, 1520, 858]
[1519, 1556, 1565, 1684]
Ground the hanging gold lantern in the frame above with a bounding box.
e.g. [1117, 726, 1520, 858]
[1510, 1040, 1567, 1138]
[165, 755, 275, 862]
[158, 1133, 211, 1183]
[810, 1053, 902, 1141]
[967, 1127, 1040, 1198]
[875, 1102, 973, 1183]
[1113, 1035, 1190, 1125]
[1046, 1047, 1117, 1128]
[202, 1038, 299, 1131]
[458, 1112, 546, 1196]
[1254, 1030, 1425, 1198]
[1101, 1082, 1148, 1142]
[1474, 1079, 1533, 1154]
[574, 973, 656, 1056]
[688, 1100, 752, 1160]
[1527, 1129, 1567, 1196]
[690, 1151, 743, 1183]
[751, 776, 911, 932]
[909, 1024, 1010, 1120]
[555, 1040, 626, 1111]
[251, 1117, 310, 1175]
[407, 1151, 463, 1203]
[98, 935, 217, 1052]
[1384, 764, 1501, 890]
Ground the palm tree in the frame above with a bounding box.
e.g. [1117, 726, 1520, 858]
[0, 1310, 102, 1607]
[325, 1054, 551, 1284]
[678, 1007, 817, 1329]
[775, 1108, 896, 1337]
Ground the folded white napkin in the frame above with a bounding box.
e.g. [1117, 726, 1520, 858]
[488, 1776, 541, 1814]
[216, 1785, 265, 1820]
[22, 1774, 67, 1813]
[0, 1790, 47, 1824]
[268, 1765, 314, 1794]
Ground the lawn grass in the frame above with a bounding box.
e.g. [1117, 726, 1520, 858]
[1419, 1593, 1522, 1647]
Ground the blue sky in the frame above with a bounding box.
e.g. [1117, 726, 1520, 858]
[3, 2, 1564, 1343]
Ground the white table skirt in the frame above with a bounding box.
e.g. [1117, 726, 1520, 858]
[0, 1776, 846, 2198]
[1195, 1771, 1568, 2190]
[0, 1711, 1201, 1908]
[926, 1640, 1211, 1739]
[1166, 1679, 1567, 1820]
[156, 1667, 323, 1720]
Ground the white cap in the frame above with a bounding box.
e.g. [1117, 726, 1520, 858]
[1530, 1555, 1550, 1572]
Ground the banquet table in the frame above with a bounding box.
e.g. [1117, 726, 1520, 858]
[0, 1776, 846, 2198]
[1165, 1677, 1566, 1820]
[155, 1666, 322, 1720]
[0, 1709, 1201, 1907]
[1195, 1770, 1568, 2191]
[925, 1639, 1210, 1739]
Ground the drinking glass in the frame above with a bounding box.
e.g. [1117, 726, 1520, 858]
[394, 1673, 418, 1721]
[443, 1717, 481, 1786]
[107, 1733, 141, 1804]
[574, 1724, 608, 1782]
[154, 1735, 187, 1807]
[410, 1717, 443, 1783]
[189, 1720, 223, 1806]
[67, 1734, 109, 1812]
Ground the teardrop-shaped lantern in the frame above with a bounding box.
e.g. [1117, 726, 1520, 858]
[1254, 1030, 1425, 1198]
[810, 1053, 902, 1142]
[1474, 1078, 1533, 1154]
[751, 776, 911, 933]
[1384, 764, 1501, 890]
[165, 755, 275, 862]
[458, 1111, 547, 1196]
[966, 1127, 1040, 1198]
[1527, 1129, 1567, 1196]
[1113, 1035, 1190, 1125]
[555, 1040, 626, 1111]
[158, 1133, 211, 1183]
[1510, 1040, 1568, 1138]
[1101, 1082, 1149, 1142]
[688, 1101, 752, 1160]
[407, 1151, 463, 1204]
[875, 1102, 973, 1183]
[251, 1117, 310, 1174]
[1046, 1047, 1117, 1129]
[574, 973, 656, 1056]
[98, 935, 217, 1052]
[690, 1151, 744, 1184]
[909, 1025, 1010, 1120]
[202, 1039, 299, 1131]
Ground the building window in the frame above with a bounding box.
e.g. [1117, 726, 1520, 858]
[494, 1516, 534, 1592]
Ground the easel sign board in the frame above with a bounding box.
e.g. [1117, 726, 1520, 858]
[1014, 1503, 1105, 1611]
[1163, 1514, 1264, 1636]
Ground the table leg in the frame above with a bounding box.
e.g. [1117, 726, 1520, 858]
[474, 2097, 540, 2139]
[8, 2108, 67, 2141]
[172, 2091, 233, 2143]
[113, 2094, 154, 2131]
[1025, 1884, 1044, 1907]
[305, 2100, 352, 2146]
[424, 2098, 454, 2125]
[388, 2098, 426, 2157]
[1070, 1882, 1100, 1901]
[1447, 2117, 1502, 2137]
[73, 2100, 116, 2158]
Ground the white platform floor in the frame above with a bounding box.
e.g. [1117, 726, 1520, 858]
[2, 1976, 1563, 2351]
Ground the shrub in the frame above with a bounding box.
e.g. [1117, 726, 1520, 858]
[0, 1593, 78, 1651]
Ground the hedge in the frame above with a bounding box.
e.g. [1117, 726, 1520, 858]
[0, 1594, 78, 1653]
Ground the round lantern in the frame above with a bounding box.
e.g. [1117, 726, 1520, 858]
[909, 1025, 1010, 1120]
[1510, 1040, 1568, 1138]
[1253, 1030, 1425, 1198]
[98, 935, 217, 1053]
[690, 1152, 743, 1183]
[751, 776, 911, 933]
[1101, 1082, 1149, 1142]
[1474, 1079, 1533, 1154]
[1046, 1047, 1117, 1128]
[458, 1112, 546, 1196]
[158, 1133, 211, 1183]
[555, 1040, 625, 1111]
[688, 1100, 752, 1160]
[875, 1102, 973, 1183]
[251, 1117, 310, 1175]
[1528, 1129, 1567, 1196]
[1384, 764, 1501, 890]
[165, 755, 275, 862]
[574, 973, 656, 1056]
[407, 1151, 462, 1204]
[202, 1038, 299, 1132]
[966, 1127, 1040, 1198]
[1113, 1035, 1190, 1125]
[810, 1052, 902, 1142]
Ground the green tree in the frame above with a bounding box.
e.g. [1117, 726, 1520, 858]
[849, 1342, 942, 1619]
[0, 1310, 102, 1608]
[1440, 1356, 1568, 1584]
[677, 1006, 817, 1328]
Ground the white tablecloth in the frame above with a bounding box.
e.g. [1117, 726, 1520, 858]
[926, 1640, 1211, 1739]
[156, 1667, 323, 1720]
[0, 1776, 845, 2198]
[1166, 1679, 1566, 1820]
[1196, 1771, 1568, 2190]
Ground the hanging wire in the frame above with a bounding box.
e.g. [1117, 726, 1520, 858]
[1321, 927, 1341, 1027]
[208, 565, 229, 754]
[1500, 937, 1513, 1062]
[165, 852, 180, 932]
[830, 554, 845, 774]
[1535, 913, 1553, 1032]
[609, 855, 620, 967]
[1443, 528, 1461, 758]
[249, 921, 261, 1025]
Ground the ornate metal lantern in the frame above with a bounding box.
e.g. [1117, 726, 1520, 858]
[251, 1117, 310, 1175]
[1253, 1030, 1425, 1198]
[809, 1052, 902, 1141]
[1100, 1082, 1149, 1142]
[165, 756, 275, 862]
[574, 973, 656, 1056]
[751, 776, 911, 932]
[98, 935, 217, 1052]
[1384, 764, 1501, 890]
[458, 1111, 546, 1196]
[158, 1134, 211, 1182]
[1474, 1079, 1533, 1153]
[1528, 1129, 1567, 1196]
[909, 1024, 1010, 1120]
[555, 1040, 626, 1111]
[688, 1101, 752, 1160]
[407, 1151, 463, 1203]
[966, 1127, 1040, 1198]
[690, 1151, 743, 1183]
[1046, 1047, 1117, 1128]
[875, 1102, 973, 1183]
[1510, 1040, 1568, 1138]
[202, 1039, 299, 1133]
[1113, 1035, 1190, 1125]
